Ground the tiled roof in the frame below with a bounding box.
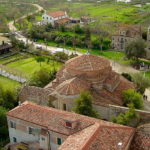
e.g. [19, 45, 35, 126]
[7, 102, 135, 150]
[55, 18, 70, 24]
[47, 11, 66, 18]
[130, 123, 150, 150]
[65, 54, 110, 72]
[93, 77, 135, 106]
[58, 122, 134, 150]
[54, 77, 91, 95]
[7, 102, 94, 135]
[86, 126, 134, 150]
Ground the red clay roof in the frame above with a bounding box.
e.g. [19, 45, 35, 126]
[7, 102, 94, 136]
[47, 11, 66, 18]
[7, 102, 134, 139]
[54, 77, 91, 95]
[55, 18, 70, 24]
[130, 123, 150, 150]
[65, 54, 110, 72]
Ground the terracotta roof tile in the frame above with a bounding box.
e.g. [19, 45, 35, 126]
[66, 54, 110, 72]
[47, 11, 66, 18]
[130, 123, 150, 150]
[55, 18, 70, 24]
[54, 77, 91, 95]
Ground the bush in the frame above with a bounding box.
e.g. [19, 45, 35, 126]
[121, 73, 132, 82]
[28, 68, 57, 88]
[53, 52, 68, 61]
[133, 73, 150, 94]
[73, 91, 99, 118]
[122, 89, 143, 109]
[112, 104, 139, 126]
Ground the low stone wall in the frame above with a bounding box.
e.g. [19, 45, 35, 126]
[19, 86, 51, 105]
[108, 104, 150, 124]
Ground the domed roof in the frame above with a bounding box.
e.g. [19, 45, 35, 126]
[54, 77, 91, 96]
[65, 54, 110, 72]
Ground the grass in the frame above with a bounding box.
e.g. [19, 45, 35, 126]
[4, 54, 62, 78]
[0, 76, 21, 91]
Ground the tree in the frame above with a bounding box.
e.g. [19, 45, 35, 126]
[125, 38, 146, 62]
[122, 89, 143, 109]
[35, 56, 45, 67]
[28, 68, 57, 88]
[112, 104, 139, 126]
[121, 73, 132, 82]
[133, 73, 150, 94]
[0, 107, 8, 141]
[73, 91, 99, 118]
[0, 87, 17, 110]
[84, 27, 91, 49]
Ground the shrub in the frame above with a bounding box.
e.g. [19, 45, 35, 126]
[122, 89, 143, 109]
[112, 104, 139, 126]
[73, 91, 99, 118]
[121, 73, 132, 82]
[28, 68, 57, 88]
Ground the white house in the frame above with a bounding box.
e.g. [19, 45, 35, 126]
[42, 11, 69, 26]
[117, 0, 131, 3]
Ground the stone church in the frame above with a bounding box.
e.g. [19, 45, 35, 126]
[20, 54, 134, 120]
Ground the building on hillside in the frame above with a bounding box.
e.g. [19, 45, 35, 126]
[6, 101, 135, 150]
[117, 0, 131, 3]
[0, 41, 12, 55]
[42, 11, 70, 26]
[147, 26, 150, 51]
[112, 25, 141, 51]
[145, 26, 150, 59]
[19, 54, 135, 120]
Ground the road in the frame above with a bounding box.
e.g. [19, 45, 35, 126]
[7, 3, 82, 56]
[6, 2, 150, 103]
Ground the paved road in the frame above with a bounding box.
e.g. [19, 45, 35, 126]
[6, 2, 150, 103]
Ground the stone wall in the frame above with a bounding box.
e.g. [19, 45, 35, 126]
[7, 116, 68, 150]
[19, 86, 51, 105]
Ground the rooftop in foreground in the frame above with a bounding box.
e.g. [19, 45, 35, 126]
[7, 101, 135, 150]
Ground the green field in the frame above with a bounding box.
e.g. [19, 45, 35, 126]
[0, 76, 21, 90]
[46, 2, 150, 31]
[7, 56, 61, 77]
[0, 53, 62, 78]
[0, 3, 36, 32]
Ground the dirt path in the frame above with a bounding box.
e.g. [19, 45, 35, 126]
[7, 3, 43, 32]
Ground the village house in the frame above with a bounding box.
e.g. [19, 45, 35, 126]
[6, 101, 136, 150]
[112, 25, 141, 51]
[0, 41, 12, 55]
[117, 0, 131, 3]
[19, 54, 136, 120]
[42, 11, 70, 26]
[146, 26, 150, 59]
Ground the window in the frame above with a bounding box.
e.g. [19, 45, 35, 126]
[41, 137, 45, 141]
[63, 104, 66, 111]
[28, 127, 34, 135]
[10, 121, 16, 129]
[66, 122, 72, 128]
[57, 138, 62, 145]
[13, 137, 17, 143]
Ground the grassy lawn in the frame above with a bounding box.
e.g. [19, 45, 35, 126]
[5, 54, 62, 78]
[0, 76, 21, 91]
[46, 2, 150, 30]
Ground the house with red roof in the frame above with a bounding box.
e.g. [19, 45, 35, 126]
[42, 11, 70, 26]
[6, 101, 135, 150]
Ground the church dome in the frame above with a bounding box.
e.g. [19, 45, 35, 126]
[64, 54, 111, 82]
[66, 54, 110, 72]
